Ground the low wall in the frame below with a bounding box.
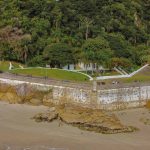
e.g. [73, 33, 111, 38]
[97, 86, 150, 110]
[51, 86, 150, 110]
[0, 78, 150, 110]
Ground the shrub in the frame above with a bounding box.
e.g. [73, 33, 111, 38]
[27, 55, 45, 67]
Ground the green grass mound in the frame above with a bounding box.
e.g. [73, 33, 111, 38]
[104, 66, 150, 84]
[0, 61, 24, 71]
[122, 75, 150, 83]
[122, 66, 150, 83]
[10, 68, 89, 81]
[81, 70, 120, 77]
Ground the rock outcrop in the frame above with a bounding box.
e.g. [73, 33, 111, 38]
[145, 100, 150, 109]
[0, 83, 22, 104]
[33, 107, 58, 122]
[43, 92, 54, 107]
[0, 83, 52, 105]
[33, 104, 137, 134]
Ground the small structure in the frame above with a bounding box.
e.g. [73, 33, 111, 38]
[93, 79, 97, 92]
[46, 64, 51, 68]
[63, 64, 75, 70]
[78, 62, 104, 71]
[9, 62, 13, 70]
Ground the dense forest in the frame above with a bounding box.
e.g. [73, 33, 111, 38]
[0, 0, 150, 71]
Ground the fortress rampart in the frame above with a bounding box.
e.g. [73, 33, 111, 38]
[0, 77, 150, 110]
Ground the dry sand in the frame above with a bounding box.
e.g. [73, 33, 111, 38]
[0, 102, 150, 150]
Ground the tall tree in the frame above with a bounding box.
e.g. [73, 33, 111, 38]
[82, 37, 113, 73]
[43, 43, 75, 68]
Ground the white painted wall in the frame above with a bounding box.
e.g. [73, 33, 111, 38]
[97, 86, 150, 105]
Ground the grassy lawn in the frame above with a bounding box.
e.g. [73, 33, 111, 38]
[81, 70, 120, 77]
[121, 75, 150, 83]
[10, 68, 90, 82]
[100, 74, 150, 85]
[102, 71, 120, 76]
[121, 69, 150, 83]
[0, 61, 24, 71]
[103, 66, 150, 84]
[121, 66, 150, 83]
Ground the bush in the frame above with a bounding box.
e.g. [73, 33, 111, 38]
[27, 55, 45, 67]
[111, 57, 133, 68]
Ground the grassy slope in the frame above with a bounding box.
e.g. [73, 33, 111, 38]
[121, 74, 150, 83]
[1, 61, 149, 83]
[10, 68, 89, 81]
[0, 61, 24, 71]
[81, 70, 120, 77]
[121, 66, 150, 83]
[105, 66, 150, 83]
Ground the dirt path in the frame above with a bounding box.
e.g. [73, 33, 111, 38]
[0, 102, 150, 150]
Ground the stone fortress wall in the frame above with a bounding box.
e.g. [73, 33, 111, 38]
[52, 85, 150, 110]
[0, 77, 150, 110]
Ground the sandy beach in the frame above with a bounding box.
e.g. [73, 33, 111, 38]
[0, 102, 150, 150]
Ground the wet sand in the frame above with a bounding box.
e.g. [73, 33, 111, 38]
[0, 102, 150, 150]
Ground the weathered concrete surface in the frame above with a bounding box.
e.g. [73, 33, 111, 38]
[0, 79, 150, 110]
[50, 85, 150, 110]
[97, 86, 150, 110]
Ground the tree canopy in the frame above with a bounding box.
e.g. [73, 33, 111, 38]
[43, 43, 75, 68]
[0, 0, 150, 69]
[82, 37, 113, 67]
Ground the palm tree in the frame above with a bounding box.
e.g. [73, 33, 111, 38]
[80, 17, 93, 40]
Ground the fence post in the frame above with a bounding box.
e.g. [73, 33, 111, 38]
[93, 79, 97, 92]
